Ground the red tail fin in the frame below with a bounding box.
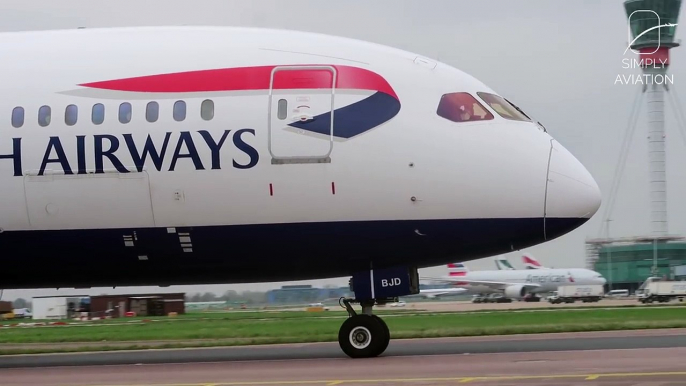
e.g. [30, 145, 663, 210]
[447, 262, 468, 285]
[522, 254, 543, 269]
[447, 262, 468, 276]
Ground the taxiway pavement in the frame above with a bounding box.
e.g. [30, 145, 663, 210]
[1, 345, 686, 385]
[2, 329, 686, 385]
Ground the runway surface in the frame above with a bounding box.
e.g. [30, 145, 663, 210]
[2, 329, 686, 385]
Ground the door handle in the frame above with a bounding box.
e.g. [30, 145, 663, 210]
[294, 114, 314, 123]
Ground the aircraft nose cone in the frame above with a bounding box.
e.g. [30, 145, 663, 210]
[544, 140, 601, 240]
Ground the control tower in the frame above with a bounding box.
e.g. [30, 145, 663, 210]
[585, 1, 683, 291]
[625, 0, 681, 235]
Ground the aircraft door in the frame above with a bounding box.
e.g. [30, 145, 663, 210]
[268, 65, 336, 164]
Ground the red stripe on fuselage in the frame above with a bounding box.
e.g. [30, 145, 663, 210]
[79, 65, 398, 100]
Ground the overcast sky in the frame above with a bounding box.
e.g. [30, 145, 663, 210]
[1, 0, 685, 300]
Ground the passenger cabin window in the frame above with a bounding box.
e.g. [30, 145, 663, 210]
[201, 99, 214, 121]
[173, 100, 186, 121]
[38, 105, 51, 127]
[92, 103, 105, 125]
[11, 107, 24, 128]
[91, 103, 105, 125]
[477, 92, 531, 122]
[277, 99, 288, 120]
[436, 92, 493, 123]
[119, 102, 132, 124]
[65, 104, 78, 126]
[146, 102, 159, 123]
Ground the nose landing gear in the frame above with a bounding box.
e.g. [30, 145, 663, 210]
[338, 298, 391, 358]
[338, 265, 419, 358]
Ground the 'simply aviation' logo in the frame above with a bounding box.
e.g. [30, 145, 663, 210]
[625, 10, 678, 55]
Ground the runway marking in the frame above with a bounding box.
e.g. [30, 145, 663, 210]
[88, 371, 686, 385]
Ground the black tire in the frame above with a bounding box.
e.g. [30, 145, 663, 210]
[338, 315, 386, 358]
[371, 315, 390, 356]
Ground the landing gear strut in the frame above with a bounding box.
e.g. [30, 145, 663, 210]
[338, 298, 391, 358]
[338, 265, 419, 358]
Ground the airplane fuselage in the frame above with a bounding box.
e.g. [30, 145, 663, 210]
[457, 268, 606, 295]
[0, 26, 601, 289]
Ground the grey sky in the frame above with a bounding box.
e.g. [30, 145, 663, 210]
[1, 0, 685, 300]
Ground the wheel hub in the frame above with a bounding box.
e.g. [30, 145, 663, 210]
[349, 326, 371, 349]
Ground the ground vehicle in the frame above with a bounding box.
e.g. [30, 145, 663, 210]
[471, 294, 485, 303]
[483, 294, 512, 303]
[12, 308, 32, 319]
[605, 289, 629, 298]
[547, 285, 604, 304]
[308, 302, 330, 311]
[521, 294, 542, 302]
[638, 282, 686, 303]
[635, 289, 645, 300]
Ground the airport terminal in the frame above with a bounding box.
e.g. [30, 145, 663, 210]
[588, 236, 686, 291]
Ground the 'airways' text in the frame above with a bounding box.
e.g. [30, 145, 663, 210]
[0, 129, 259, 177]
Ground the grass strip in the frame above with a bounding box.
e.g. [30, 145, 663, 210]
[0, 307, 685, 355]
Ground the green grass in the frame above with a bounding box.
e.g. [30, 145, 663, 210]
[1, 307, 686, 355]
[0, 308, 422, 326]
[6, 301, 682, 327]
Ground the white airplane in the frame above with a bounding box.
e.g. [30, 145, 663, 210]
[0, 26, 601, 358]
[426, 262, 606, 300]
[413, 263, 470, 298]
[417, 287, 468, 298]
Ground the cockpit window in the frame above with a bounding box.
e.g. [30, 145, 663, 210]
[477, 92, 531, 122]
[436, 92, 494, 123]
[504, 98, 532, 121]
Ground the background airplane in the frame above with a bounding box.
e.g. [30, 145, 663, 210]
[426, 261, 606, 301]
[415, 286, 468, 299]
[411, 263, 469, 298]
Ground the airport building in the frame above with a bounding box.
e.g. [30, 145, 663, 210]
[31, 293, 185, 320]
[266, 285, 351, 304]
[587, 236, 686, 292]
[89, 293, 185, 317]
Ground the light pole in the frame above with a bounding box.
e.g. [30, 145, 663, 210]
[652, 237, 659, 277]
[605, 218, 612, 292]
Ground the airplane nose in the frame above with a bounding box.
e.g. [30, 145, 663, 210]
[544, 140, 601, 240]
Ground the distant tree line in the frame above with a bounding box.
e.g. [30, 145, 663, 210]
[12, 298, 31, 309]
